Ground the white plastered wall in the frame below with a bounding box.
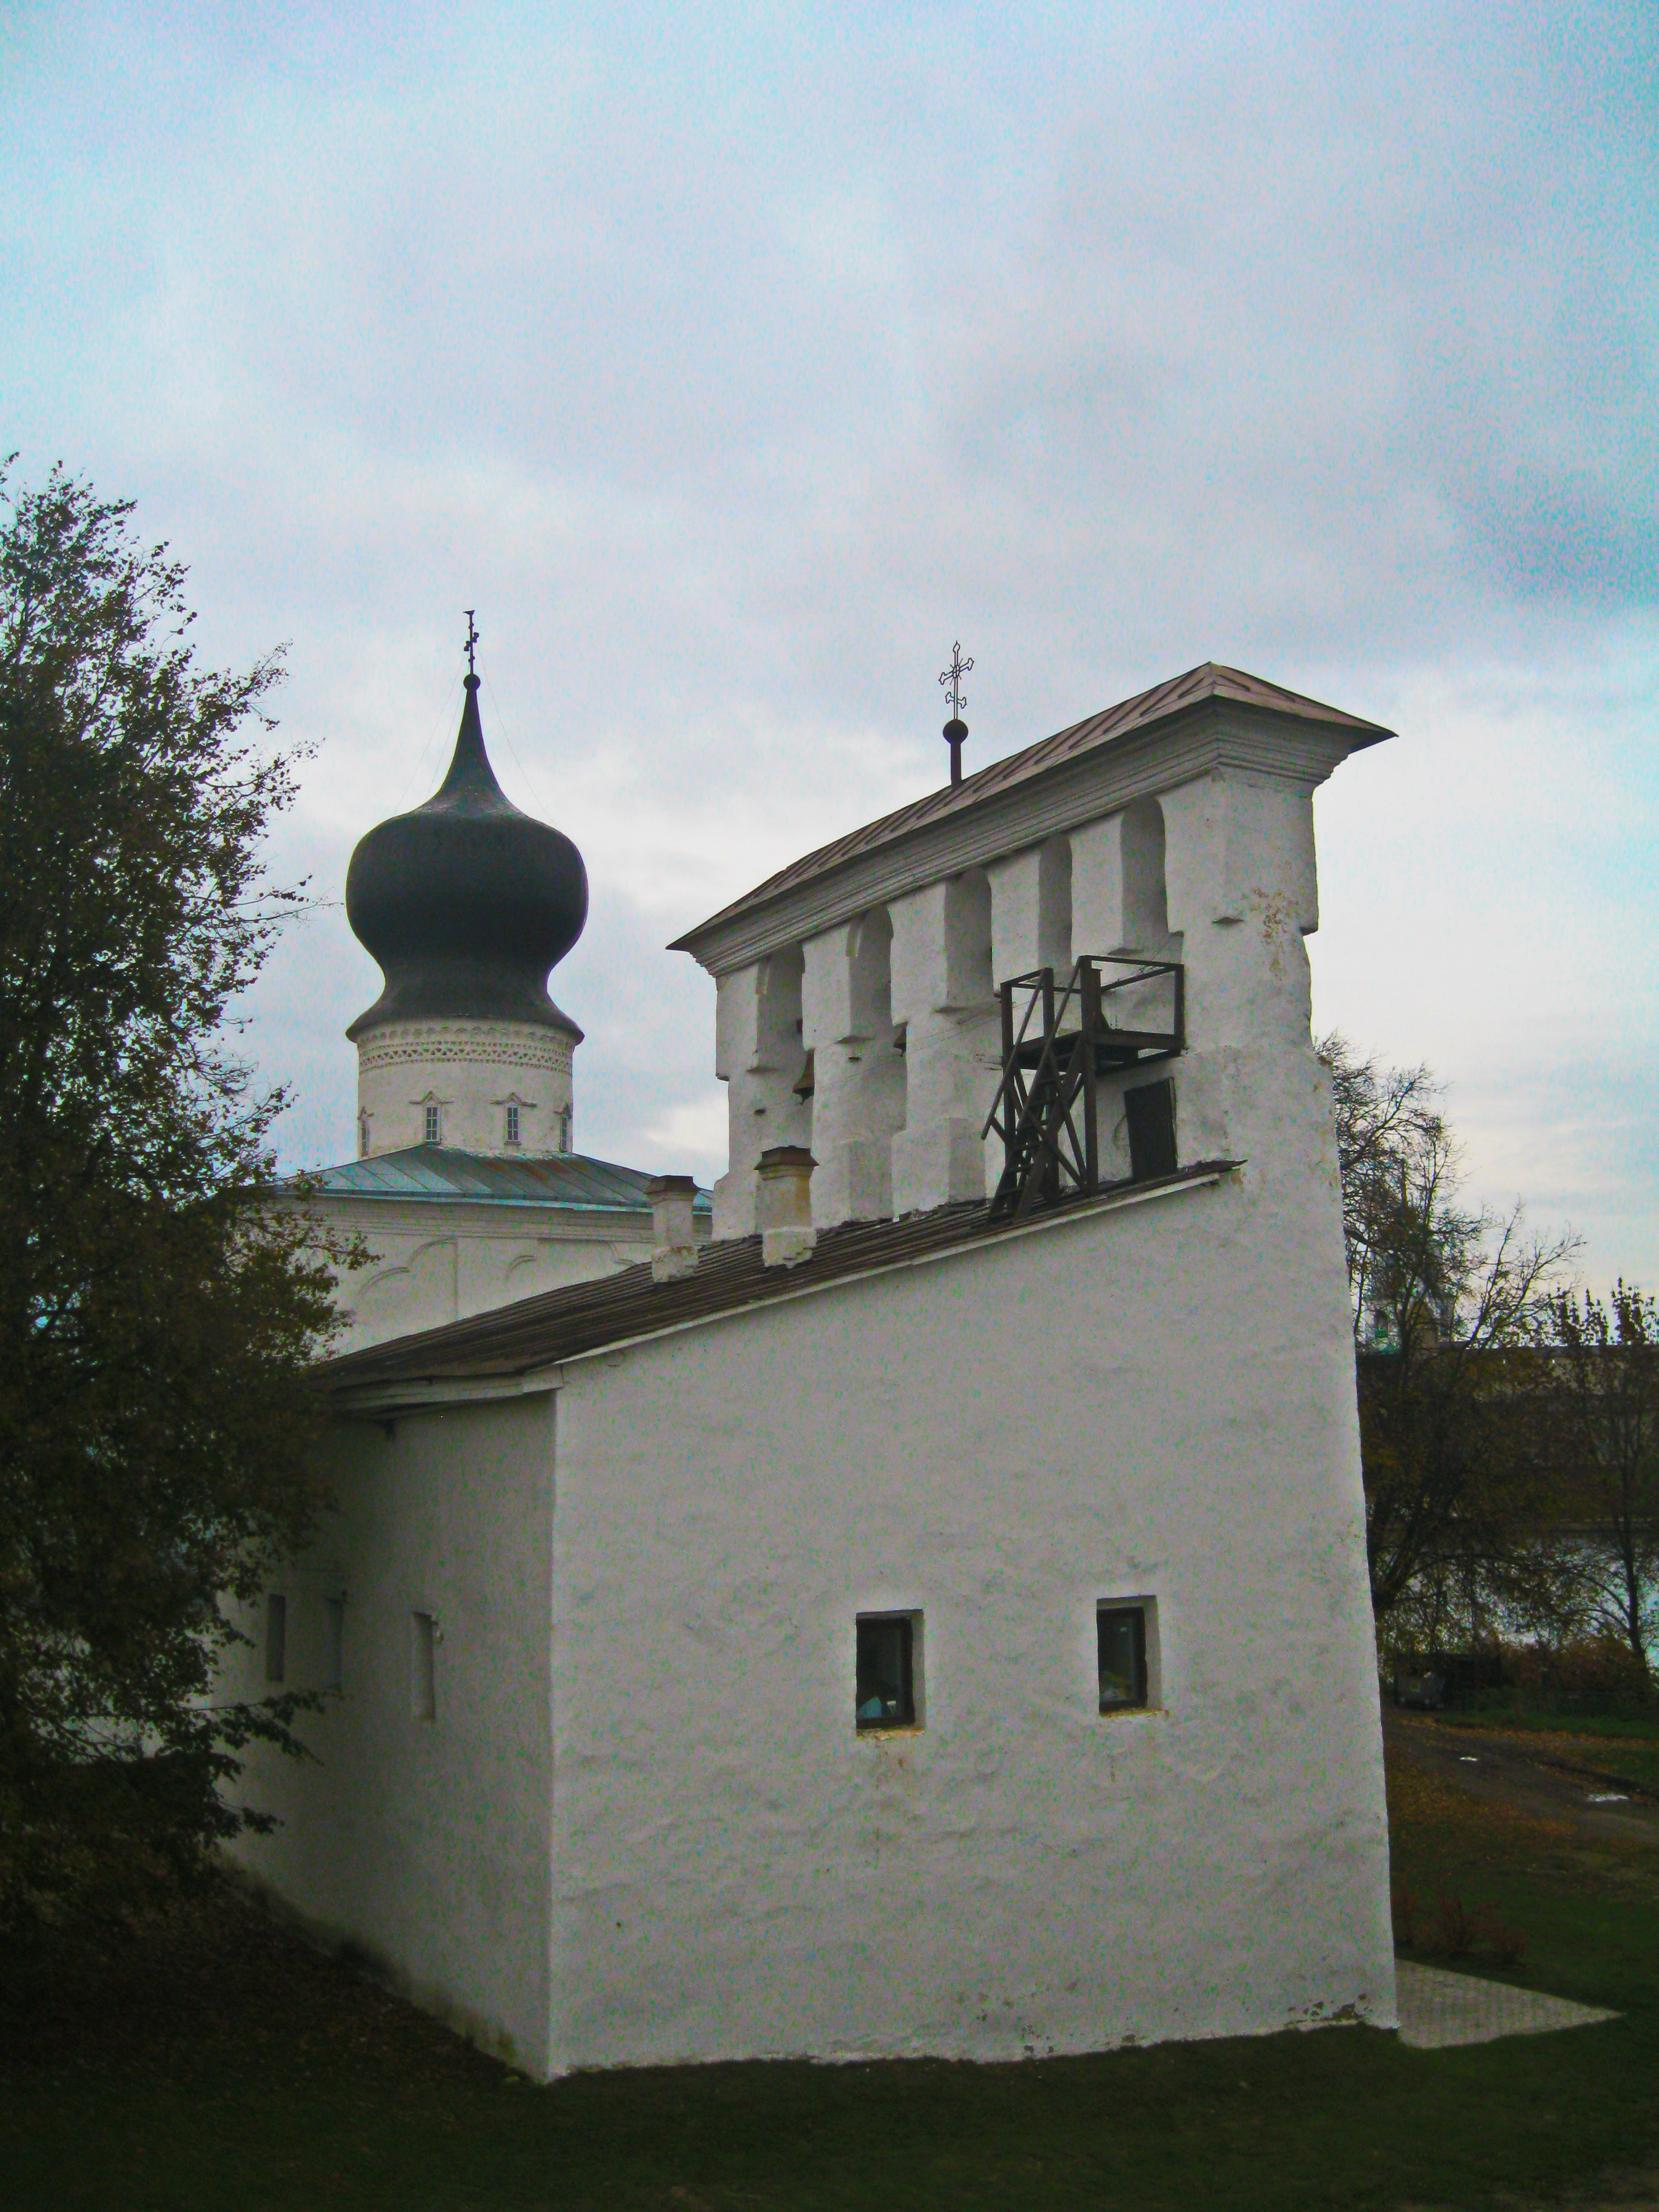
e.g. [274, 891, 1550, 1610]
[709, 757, 1333, 1235]
[1153, 769, 1322, 1184]
[980, 772, 1321, 1190]
[357, 1019, 576, 1159]
[224, 1394, 557, 2075]
[888, 872, 1002, 1216]
[711, 950, 809, 1239]
[288, 1194, 655, 1355]
[240, 882, 1391, 2074]
[987, 836, 1073, 981]
[545, 1148, 1392, 2070]
[800, 912, 905, 1227]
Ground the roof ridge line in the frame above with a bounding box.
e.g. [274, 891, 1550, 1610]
[315, 1164, 1241, 1395]
[668, 663, 1390, 954]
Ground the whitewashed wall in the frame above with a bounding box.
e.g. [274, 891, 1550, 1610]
[544, 1104, 1392, 2071]
[356, 1017, 575, 1159]
[225, 1394, 556, 2074]
[307, 1193, 654, 1353]
[709, 752, 1336, 1234]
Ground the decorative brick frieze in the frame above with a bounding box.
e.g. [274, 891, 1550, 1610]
[358, 1022, 574, 1076]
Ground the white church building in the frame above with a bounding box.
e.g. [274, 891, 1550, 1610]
[231, 660, 1399, 2077]
[280, 667, 708, 1351]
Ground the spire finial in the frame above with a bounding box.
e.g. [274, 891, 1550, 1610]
[464, 609, 480, 677]
[939, 640, 973, 786]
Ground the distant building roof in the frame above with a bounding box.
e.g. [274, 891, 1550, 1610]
[671, 662, 1392, 958]
[293, 1145, 712, 1215]
[315, 1161, 1236, 1404]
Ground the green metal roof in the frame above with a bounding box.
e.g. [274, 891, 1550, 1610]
[295, 1145, 712, 1215]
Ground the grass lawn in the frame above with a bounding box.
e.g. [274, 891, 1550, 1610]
[1437, 1711, 1659, 1742]
[2, 1739, 1656, 2212]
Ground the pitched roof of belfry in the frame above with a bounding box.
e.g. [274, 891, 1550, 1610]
[669, 663, 1391, 950]
[314, 1162, 1236, 1403]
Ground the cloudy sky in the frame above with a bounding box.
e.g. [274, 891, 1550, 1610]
[5, 0, 1655, 1286]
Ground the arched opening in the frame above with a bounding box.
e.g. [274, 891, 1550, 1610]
[1121, 799, 1169, 952]
[848, 907, 894, 1039]
[848, 908, 905, 1140]
[756, 944, 805, 1066]
[805, 906, 905, 1222]
[755, 943, 811, 1148]
[1037, 837, 1073, 973]
[944, 869, 993, 1006]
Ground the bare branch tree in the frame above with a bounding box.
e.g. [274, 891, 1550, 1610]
[1320, 1034, 1578, 1626]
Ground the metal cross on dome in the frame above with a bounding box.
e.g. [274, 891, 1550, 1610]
[464, 609, 480, 675]
[939, 640, 972, 722]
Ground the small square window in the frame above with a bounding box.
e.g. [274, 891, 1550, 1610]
[504, 1103, 521, 1147]
[1097, 1603, 1149, 1712]
[264, 1594, 287, 1684]
[856, 1612, 917, 1730]
[423, 1104, 441, 1146]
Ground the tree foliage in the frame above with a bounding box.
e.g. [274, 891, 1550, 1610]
[1544, 1283, 1659, 1678]
[0, 463, 346, 1936]
[1322, 1034, 1575, 1631]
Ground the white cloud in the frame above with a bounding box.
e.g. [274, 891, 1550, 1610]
[5, 0, 1655, 1285]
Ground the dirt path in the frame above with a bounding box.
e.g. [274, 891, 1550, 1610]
[1384, 1710, 1659, 1848]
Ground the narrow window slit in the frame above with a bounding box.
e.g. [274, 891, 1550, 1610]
[324, 1596, 346, 1692]
[856, 1612, 918, 1730]
[1097, 1603, 1150, 1712]
[411, 1611, 437, 1721]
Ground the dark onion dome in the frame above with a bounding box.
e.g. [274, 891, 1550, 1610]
[345, 675, 589, 1042]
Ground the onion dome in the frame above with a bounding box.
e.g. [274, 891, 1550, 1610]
[345, 674, 589, 1042]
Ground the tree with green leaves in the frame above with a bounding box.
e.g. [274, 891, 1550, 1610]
[0, 461, 349, 1937]
[1322, 1035, 1575, 1636]
[1544, 1283, 1659, 1682]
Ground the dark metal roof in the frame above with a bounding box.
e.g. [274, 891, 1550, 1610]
[346, 674, 589, 1041]
[295, 1145, 712, 1215]
[671, 663, 1392, 952]
[314, 1161, 1236, 1399]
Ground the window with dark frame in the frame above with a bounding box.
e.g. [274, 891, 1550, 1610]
[504, 1103, 521, 1146]
[264, 1594, 287, 1684]
[1097, 1603, 1148, 1712]
[1124, 1079, 1177, 1182]
[324, 1596, 346, 1692]
[411, 1611, 437, 1721]
[423, 1103, 441, 1145]
[856, 1613, 916, 1730]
